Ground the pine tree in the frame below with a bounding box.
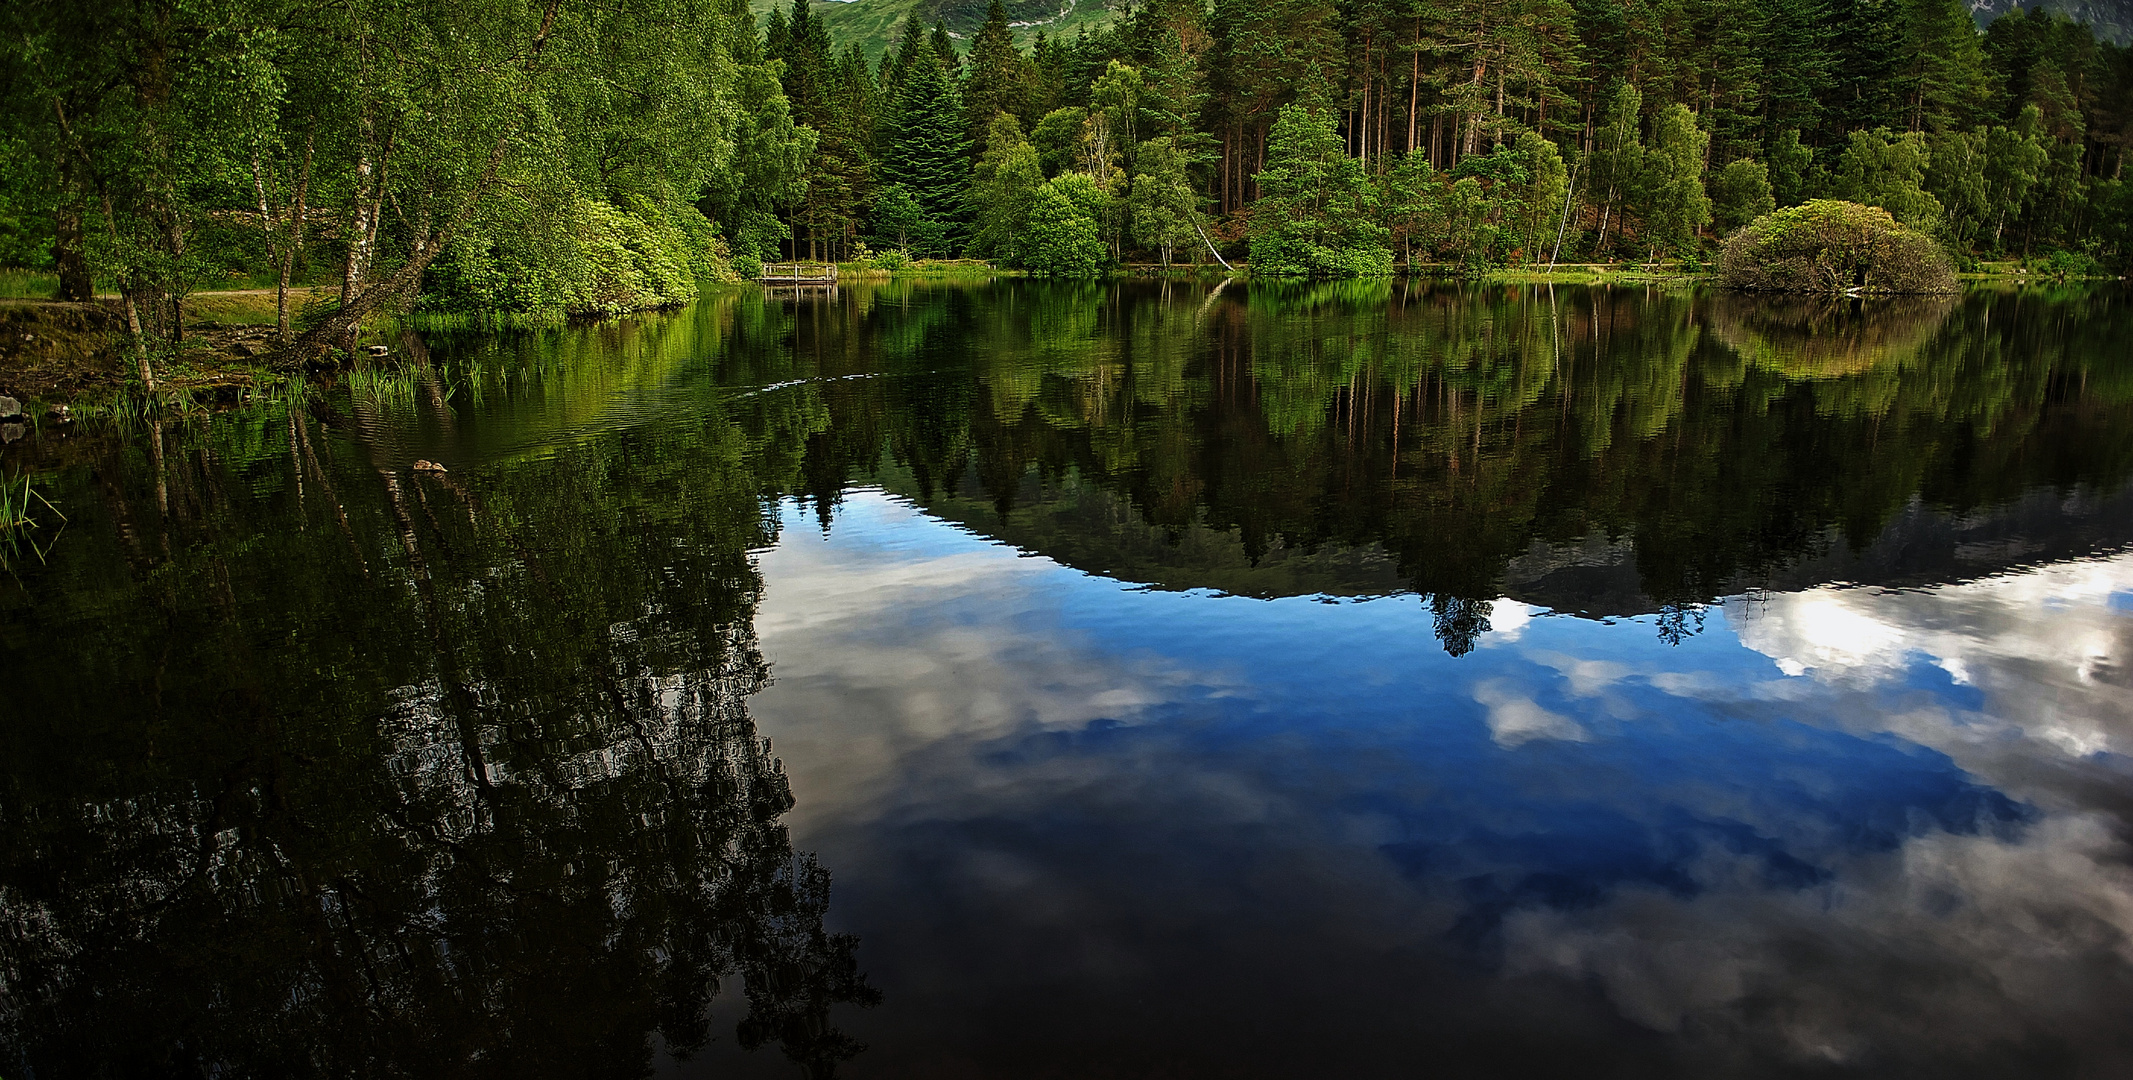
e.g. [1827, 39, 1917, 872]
[1827, 0, 1905, 134]
[1897, 0, 1990, 133]
[963, 0, 1024, 153]
[884, 45, 972, 251]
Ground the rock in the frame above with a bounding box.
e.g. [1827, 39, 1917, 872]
[0, 395, 22, 420]
[0, 422, 24, 444]
[411, 459, 447, 474]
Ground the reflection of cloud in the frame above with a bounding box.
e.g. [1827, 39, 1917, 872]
[1727, 556, 2133, 773]
[750, 492, 1209, 834]
[1482, 599, 1535, 643]
[1472, 678, 1589, 747]
[1503, 812, 2133, 1066]
[1529, 650, 1631, 696]
[747, 495, 2133, 1073]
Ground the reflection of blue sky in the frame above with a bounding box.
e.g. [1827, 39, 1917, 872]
[744, 491, 2133, 1075]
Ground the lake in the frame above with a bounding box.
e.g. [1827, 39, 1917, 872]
[4, 279, 2131, 1078]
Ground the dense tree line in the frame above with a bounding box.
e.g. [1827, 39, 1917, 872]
[2, 0, 2130, 366]
[752, 0, 2132, 275]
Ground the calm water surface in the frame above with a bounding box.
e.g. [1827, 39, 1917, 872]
[4, 280, 2132, 1077]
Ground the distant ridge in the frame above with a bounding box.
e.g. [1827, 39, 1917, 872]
[747, 0, 1123, 61]
[1973, 0, 2133, 44]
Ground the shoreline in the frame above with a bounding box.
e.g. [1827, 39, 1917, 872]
[2, 269, 2122, 412]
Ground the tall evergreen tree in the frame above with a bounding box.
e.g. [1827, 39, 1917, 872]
[963, 0, 1024, 154]
[884, 45, 972, 250]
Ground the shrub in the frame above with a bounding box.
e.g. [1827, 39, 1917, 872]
[2037, 249, 2100, 280]
[425, 195, 732, 316]
[1018, 182, 1108, 277]
[1718, 200, 1956, 294]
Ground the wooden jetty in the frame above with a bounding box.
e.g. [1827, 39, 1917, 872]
[759, 262, 839, 288]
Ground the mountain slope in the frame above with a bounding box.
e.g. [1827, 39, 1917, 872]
[747, 0, 1123, 61]
[1973, 0, 2133, 44]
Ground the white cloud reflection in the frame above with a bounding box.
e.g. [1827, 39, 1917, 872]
[746, 494, 2133, 1072]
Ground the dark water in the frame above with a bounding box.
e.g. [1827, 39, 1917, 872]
[5, 280, 2133, 1078]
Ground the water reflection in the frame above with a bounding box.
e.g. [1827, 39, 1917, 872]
[745, 491, 2133, 1077]
[670, 279, 2133, 652]
[4, 280, 2132, 1076]
[0, 408, 874, 1076]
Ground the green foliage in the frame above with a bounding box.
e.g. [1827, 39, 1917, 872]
[1249, 104, 1391, 277]
[427, 196, 731, 318]
[1720, 200, 1957, 294]
[1018, 177, 1109, 276]
[1767, 130, 1817, 208]
[1030, 107, 1090, 177]
[1711, 159, 1777, 234]
[1640, 105, 1713, 257]
[1380, 152, 1442, 266]
[869, 183, 951, 256]
[1833, 129, 1945, 231]
[881, 44, 972, 250]
[1127, 137, 1201, 266]
[968, 114, 1046, 258]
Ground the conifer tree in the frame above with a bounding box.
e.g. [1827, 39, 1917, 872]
[1898, 0, 1991, 132]
[963, 0, 1024, 152]
[884, 45, 972, 251]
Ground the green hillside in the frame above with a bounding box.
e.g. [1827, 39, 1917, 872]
[1974, 0, 2133, 44]
[747, 0, 1123, 61]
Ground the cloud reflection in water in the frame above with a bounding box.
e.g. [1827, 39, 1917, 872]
[742, 490, 2133, 1077]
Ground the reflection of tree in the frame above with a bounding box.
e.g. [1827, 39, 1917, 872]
[1707, 294, 1957, 383]
[1, 404, 874, 1076]
[1430, 594, 1494, 657]
[686, 279, 2133, 654]
[350, 279, 2133, 659]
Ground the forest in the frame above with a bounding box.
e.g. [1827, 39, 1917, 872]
[2, 0, 2130, 335]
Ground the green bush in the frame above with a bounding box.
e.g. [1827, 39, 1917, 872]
[2037, 249, 2100, 280]
[1718, 200, 1956, 294]
[1018, 183, 1108, 277]
[424, 195, 732, 318]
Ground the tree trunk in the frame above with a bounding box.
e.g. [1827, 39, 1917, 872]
[1408, 22, 1420, 156]
[279, 135, 314, 343]
[52, 180, 93, 302]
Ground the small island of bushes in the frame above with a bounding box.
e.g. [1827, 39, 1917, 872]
[1718, 201, 1958, 295]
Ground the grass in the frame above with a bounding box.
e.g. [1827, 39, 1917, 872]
[0, 268, 61, 299]
[835, 258, 1005, 279]
[398, 308, 569, 331]
[0, 472, 66, 571]
[185, 290, 289, 326]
